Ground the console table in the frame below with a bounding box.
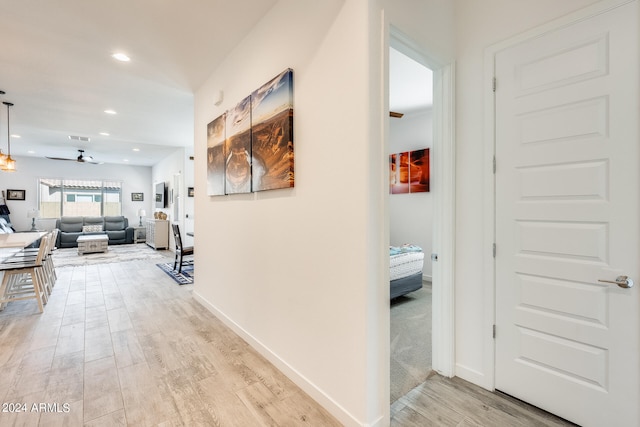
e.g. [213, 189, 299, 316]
[146, 219, 169, 250]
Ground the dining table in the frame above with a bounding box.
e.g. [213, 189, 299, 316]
[0, 231, 47, 263]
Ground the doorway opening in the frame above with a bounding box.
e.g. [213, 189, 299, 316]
[388, 45, 435, 402]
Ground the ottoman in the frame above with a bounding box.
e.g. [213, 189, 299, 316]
[77, 234, 109, 255]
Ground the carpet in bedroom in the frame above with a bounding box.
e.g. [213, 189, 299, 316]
[390, 280, 432, 403]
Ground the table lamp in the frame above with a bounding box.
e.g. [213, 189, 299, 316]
[138, 209, 146, 226]
[27, 209, 40, 231]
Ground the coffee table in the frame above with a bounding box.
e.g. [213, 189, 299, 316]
[77, 234, 109, 255]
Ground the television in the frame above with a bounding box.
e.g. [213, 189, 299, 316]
[155, 182, 167, 208]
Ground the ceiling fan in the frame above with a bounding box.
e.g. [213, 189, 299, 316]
[46, 149, 103, 164]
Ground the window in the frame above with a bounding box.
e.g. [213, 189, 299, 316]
[38, 179, 122, 218]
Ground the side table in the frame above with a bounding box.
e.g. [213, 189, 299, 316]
[133, 226, 146, 244]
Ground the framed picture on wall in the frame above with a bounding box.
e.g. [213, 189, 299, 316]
[188, 187, 194, 197]
[6, 189, 25, 200]
[131, 192, 144, 201]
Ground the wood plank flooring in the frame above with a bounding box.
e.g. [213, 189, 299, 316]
[0, 255, 341, 426]
[391, 372, 578, 427]
[0, 253, 579, 426]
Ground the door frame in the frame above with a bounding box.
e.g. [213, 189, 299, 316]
[483, 0, 636, 391]
[388, 26, 457, 378]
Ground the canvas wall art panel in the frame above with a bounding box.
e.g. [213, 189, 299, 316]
[225, 96, 252, 194]
[390, 152, 409, 194]
[207, 113, 226, 196]
[251, 68, 294, 191]
[409, 148, 430, 193]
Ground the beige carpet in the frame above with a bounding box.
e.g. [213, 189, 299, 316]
[52, 243, 168, 267]
[390, 281, 432, 403]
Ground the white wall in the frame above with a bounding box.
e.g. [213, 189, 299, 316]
[192, 0, 459, 424]
[389, 109, 434, 279]
[0, 155, 151, 231]
[193, 0, 386, 425]
[151, 147, 192, 248]
[453, 0, 602, 387]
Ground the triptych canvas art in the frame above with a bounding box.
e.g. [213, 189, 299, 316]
[207, 69, 294, 196]
[389, 148, 430, 194]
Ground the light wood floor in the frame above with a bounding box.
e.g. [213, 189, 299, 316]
[0, 256, 341, 426]
[391, 372, 577, 427]
[0, 255, 579, 427]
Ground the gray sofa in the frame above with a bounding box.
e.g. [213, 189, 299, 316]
[55, 216, 134, 248]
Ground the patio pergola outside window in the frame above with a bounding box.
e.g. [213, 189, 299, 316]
[38, 178, 122, 218]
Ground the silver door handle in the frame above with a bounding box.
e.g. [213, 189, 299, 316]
[598, 275, 634, 289]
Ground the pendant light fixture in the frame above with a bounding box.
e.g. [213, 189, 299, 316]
[1, 101, 16, 172]
[0, 90, 7, 168]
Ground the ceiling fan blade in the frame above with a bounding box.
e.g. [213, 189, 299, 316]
[45, 156, 77, 161]
[46, 149, 101, 164]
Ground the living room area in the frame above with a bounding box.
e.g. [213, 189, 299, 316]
[0, 148, 195, 276]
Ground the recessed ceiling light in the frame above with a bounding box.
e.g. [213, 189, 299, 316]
[10, 134, 20, 138]
[104, 109, 117, 115]
[27, 150, 35, 154]
[112, 53, 130, 62]
[123, 159, 129, 162]
[100, 132, 110, 136]
[132, 148, 140, 152]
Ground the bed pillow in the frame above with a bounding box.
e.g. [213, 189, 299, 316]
[390, 244, 423, 256]
[82, 224, 103, 233]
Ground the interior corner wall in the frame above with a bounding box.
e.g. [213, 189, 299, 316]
[389, 109, 434, 280]
[0, 155, 151, 231]
[193, 1, 380, 425]
[453, 0, 603, 387]
[151, 148, 188, 248]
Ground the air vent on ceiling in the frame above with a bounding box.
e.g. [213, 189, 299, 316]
[68, 135, 90, 142]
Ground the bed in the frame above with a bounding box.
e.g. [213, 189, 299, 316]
[390, 244, 424, 299]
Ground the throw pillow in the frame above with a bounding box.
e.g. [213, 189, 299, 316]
[82, 225, 103, 233]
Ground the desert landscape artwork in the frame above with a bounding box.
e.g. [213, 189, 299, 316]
[251, 69, 294, 191]
[206, 69, 294, 196]
[389, 148, 430, 194]
[206, 113, 226, 196]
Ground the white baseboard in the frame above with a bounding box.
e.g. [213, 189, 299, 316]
[455, 363, 493, 391]
[422, 273, 432, 282]
[192, 290, 371, 427]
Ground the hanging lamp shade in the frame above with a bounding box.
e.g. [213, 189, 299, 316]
[1, 102, 15, 172]
[2, 155, 15, 172]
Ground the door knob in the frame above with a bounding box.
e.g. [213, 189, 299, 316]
[598, 275, 634, 289]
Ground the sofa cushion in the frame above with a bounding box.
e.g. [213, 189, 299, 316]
[104, 216, 126, 231]
[107, 230, 126, 241]
[58, 217, 84, 233]
[61, 231, 82, 244]
[82, 224, 103, 233]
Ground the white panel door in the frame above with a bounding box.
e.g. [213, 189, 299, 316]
[495, 2, 639, 426]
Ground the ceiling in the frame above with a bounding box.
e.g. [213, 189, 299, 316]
[0, 0, 277, 167]
[389, 47, 433, 115]
[0, 3, 430, 168]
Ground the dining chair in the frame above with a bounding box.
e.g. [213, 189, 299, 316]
[0, 234, 50, 313]
[4, 229, 58, 295]
[171, 223, 193, 274]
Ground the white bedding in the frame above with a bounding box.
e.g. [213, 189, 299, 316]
[390, 251, 424, 281]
